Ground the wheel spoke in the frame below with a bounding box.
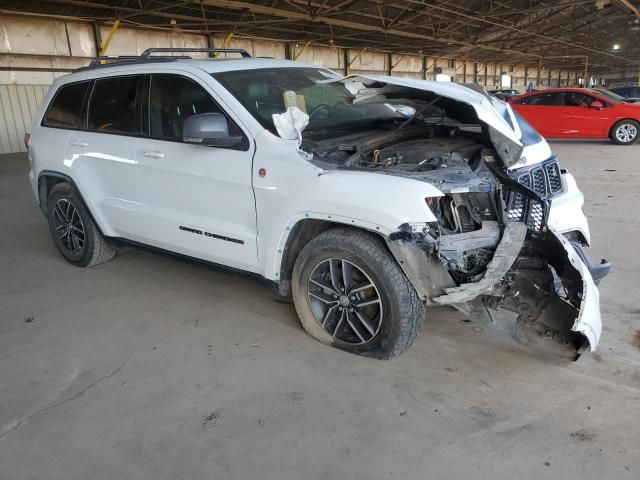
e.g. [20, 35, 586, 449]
[345, 312, 366, 343]
[54, 203, 67, 223]
[349, 282, 374, 295]
[58, 229, 70, 241]
[329, 259, 341, 291]
[72, 226, 85, 239]
[70, 232, 81, 252]
[354, 298, 381, 308]
[322, 304, 339, 327]
[309, 291, 339, 305]
[341, 260, 352, 291]
[332, 308, 346, 337]
[352, 308, 376, 336]
[309, 278, 338, 295]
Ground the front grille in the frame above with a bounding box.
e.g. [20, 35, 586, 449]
[514, 158, 563, 199]
[505, 190, 546, 230]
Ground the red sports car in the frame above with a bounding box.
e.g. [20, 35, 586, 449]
[509, 88, 640, 145]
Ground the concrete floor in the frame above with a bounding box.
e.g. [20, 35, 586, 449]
[1, 142, 639, 479]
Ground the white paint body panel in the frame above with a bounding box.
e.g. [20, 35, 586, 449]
[550, 228, 602, 350]
[548, 172, 591, 245]
[252, 131, 441, 279]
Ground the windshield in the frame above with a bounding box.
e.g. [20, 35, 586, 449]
[589, 89, 626, 104]
[213, 67, 405, 135]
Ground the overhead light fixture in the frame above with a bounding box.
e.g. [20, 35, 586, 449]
[613, 43, 620, 50]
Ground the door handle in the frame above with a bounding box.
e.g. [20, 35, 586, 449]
[70, 139, 88, 147]
[142, 150, 165, 158]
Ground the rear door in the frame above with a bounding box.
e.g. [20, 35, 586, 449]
[133, 72, 259, 271]
[65, 74, 145, 236]
[512, 92, 565, 137]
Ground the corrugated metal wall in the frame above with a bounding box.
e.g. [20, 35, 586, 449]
[0, 14, 583, 154]
[0, 84, 49, 154]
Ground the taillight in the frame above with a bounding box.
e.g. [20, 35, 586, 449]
[23, 132, 30, 149]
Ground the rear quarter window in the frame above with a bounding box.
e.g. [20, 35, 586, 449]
[42, 81, 91, 129]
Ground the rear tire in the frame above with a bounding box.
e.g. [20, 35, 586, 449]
[610, 119, 639, 145]
[292, 227, 425, 359]
[46, 183, 116, 267]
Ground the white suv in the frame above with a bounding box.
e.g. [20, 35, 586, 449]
[27, 48, 609, 360]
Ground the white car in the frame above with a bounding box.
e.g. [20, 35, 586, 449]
[26, 48, 609, 360]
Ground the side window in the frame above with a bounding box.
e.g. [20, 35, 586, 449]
[528, 92, 563, 106]
[42, 81, 91, 129]
[88, 76, 142, 135]
[563, 93, 594, 107]
[148, 74, 243, 143]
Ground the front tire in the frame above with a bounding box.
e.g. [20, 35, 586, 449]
[610, 119, 639, 145]
[292, 228, 425, 359]
[46, 183, 116, 267]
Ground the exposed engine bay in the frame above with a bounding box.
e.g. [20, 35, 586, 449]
[302, 118, 607, 360]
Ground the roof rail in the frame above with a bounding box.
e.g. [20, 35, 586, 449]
[76, 47, 252, 72]
[87, 55, 144, 67]
[140, 48, 251, 58]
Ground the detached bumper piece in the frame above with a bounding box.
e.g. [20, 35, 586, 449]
[509, 230, 603, 360]
[433, 222, 527, 304]
[433, 225, 603, 360]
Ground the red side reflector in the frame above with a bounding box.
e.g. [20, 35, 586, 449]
[24, 132, 30, 149]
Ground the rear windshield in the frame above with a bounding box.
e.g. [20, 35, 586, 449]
[589, 89, 625, 104]
[42, 81, 91, 129]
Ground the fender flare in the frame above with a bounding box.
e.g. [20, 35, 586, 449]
[37, 170, 104, 234]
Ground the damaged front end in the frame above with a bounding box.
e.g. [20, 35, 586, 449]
[388, 164, 605, 360]
[296, 74, 607, 360]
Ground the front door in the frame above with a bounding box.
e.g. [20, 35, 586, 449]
[560, 92, 613, 138]
[133, 73, 258, 271]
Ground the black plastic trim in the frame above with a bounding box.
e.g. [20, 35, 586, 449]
[37, 171, 99, 232]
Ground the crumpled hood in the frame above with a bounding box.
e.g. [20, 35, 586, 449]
[334, 75, 525, 167]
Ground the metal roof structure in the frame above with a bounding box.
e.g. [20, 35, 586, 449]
[2, 0, 640, 71]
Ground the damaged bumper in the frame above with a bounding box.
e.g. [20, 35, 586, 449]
[389, 222, 606, 359]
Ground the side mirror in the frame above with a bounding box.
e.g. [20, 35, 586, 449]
[183, 113, 243, 148]
[590, 101, 604, 110]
